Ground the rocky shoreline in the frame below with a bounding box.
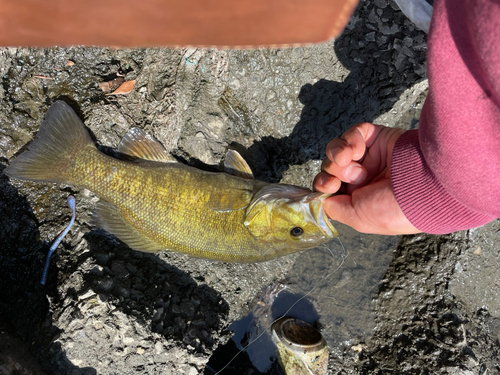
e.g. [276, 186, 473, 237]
[1, 0, 498, 373]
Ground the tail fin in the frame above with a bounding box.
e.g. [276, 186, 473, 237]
[4, 101, 94, 183]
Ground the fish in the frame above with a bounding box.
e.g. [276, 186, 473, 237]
[4, 101, 338, 262]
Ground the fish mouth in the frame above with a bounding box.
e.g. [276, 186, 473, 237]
[246, 184, 338, 241]
[304, 193, 338, 238]
[248, 184, 313, 209]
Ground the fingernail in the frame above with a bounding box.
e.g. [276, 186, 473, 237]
[345, 165, 365, 183]
[318, 174, 328, 187]
[328, 147, 341, 160]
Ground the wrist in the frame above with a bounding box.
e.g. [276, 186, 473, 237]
[390, 130, 494, 234]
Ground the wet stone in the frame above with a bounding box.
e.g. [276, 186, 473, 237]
[116, 285, 130, 298]
[174, 317, 187, 332]
[403, 36, 414, 47]
[130, 290, 144, 301]
[171, 304, 182, 315]
[190, 295, 201, 307]
[98, 277, 114, 292]
[111, 260, 129, 279]
[89, 265, 104, 276]
[180, 302, 195, 319]
[152, 307, 164, 323]
[401, 45, 416, 58]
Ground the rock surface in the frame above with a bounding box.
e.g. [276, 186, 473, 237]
[0, 0, 499, 374]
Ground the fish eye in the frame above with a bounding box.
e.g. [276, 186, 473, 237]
[290, 226, 304, 237]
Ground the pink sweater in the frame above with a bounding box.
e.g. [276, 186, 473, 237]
[391, 0, 500, 234]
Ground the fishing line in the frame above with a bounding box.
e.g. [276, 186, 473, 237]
[210, 237, 348, 375]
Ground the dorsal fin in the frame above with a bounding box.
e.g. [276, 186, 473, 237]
[118, 127, 176, 163]
[224, 150, 254, 179]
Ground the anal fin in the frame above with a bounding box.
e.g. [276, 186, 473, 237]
[92, 201, 163, 252]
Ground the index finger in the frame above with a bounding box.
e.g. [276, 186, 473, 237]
[336, 122, 384, 162]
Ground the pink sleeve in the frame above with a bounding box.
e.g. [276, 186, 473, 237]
[390, 0, 500, 234]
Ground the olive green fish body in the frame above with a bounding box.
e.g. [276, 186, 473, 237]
[5, 101, 338, 262]
[71, 148, 275, 261]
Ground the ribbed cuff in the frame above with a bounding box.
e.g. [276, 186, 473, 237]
[391, 130, 494, 234]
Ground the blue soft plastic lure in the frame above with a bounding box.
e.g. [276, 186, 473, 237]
[40, 195, 76, 286]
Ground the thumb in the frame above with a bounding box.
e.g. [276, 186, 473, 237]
[322, 194, 364, 232]
[322, 181, 422, 235]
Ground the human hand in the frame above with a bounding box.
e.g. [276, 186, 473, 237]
[313, 122, 422, 235]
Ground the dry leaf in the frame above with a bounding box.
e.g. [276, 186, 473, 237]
[107, 79, 135, 95]
[99, 76, 125, 93]
[99, 82, 111, 92]
[66, 60, 75, 67]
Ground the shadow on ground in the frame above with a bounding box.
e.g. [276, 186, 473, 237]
[229, 0, 426, 182]
[0, 161, 230, 374]
[0, 162, 96, 374]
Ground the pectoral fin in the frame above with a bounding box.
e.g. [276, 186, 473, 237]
[118, 127, 177, 163]
[207, 188, 253, 212]
[92, 201, 164, 252]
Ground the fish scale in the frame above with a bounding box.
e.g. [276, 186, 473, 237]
[5, 101, 338, 262]
[72, 148, 264, 260]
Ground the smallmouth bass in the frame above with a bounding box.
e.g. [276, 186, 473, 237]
[5, 101, 338, 262]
